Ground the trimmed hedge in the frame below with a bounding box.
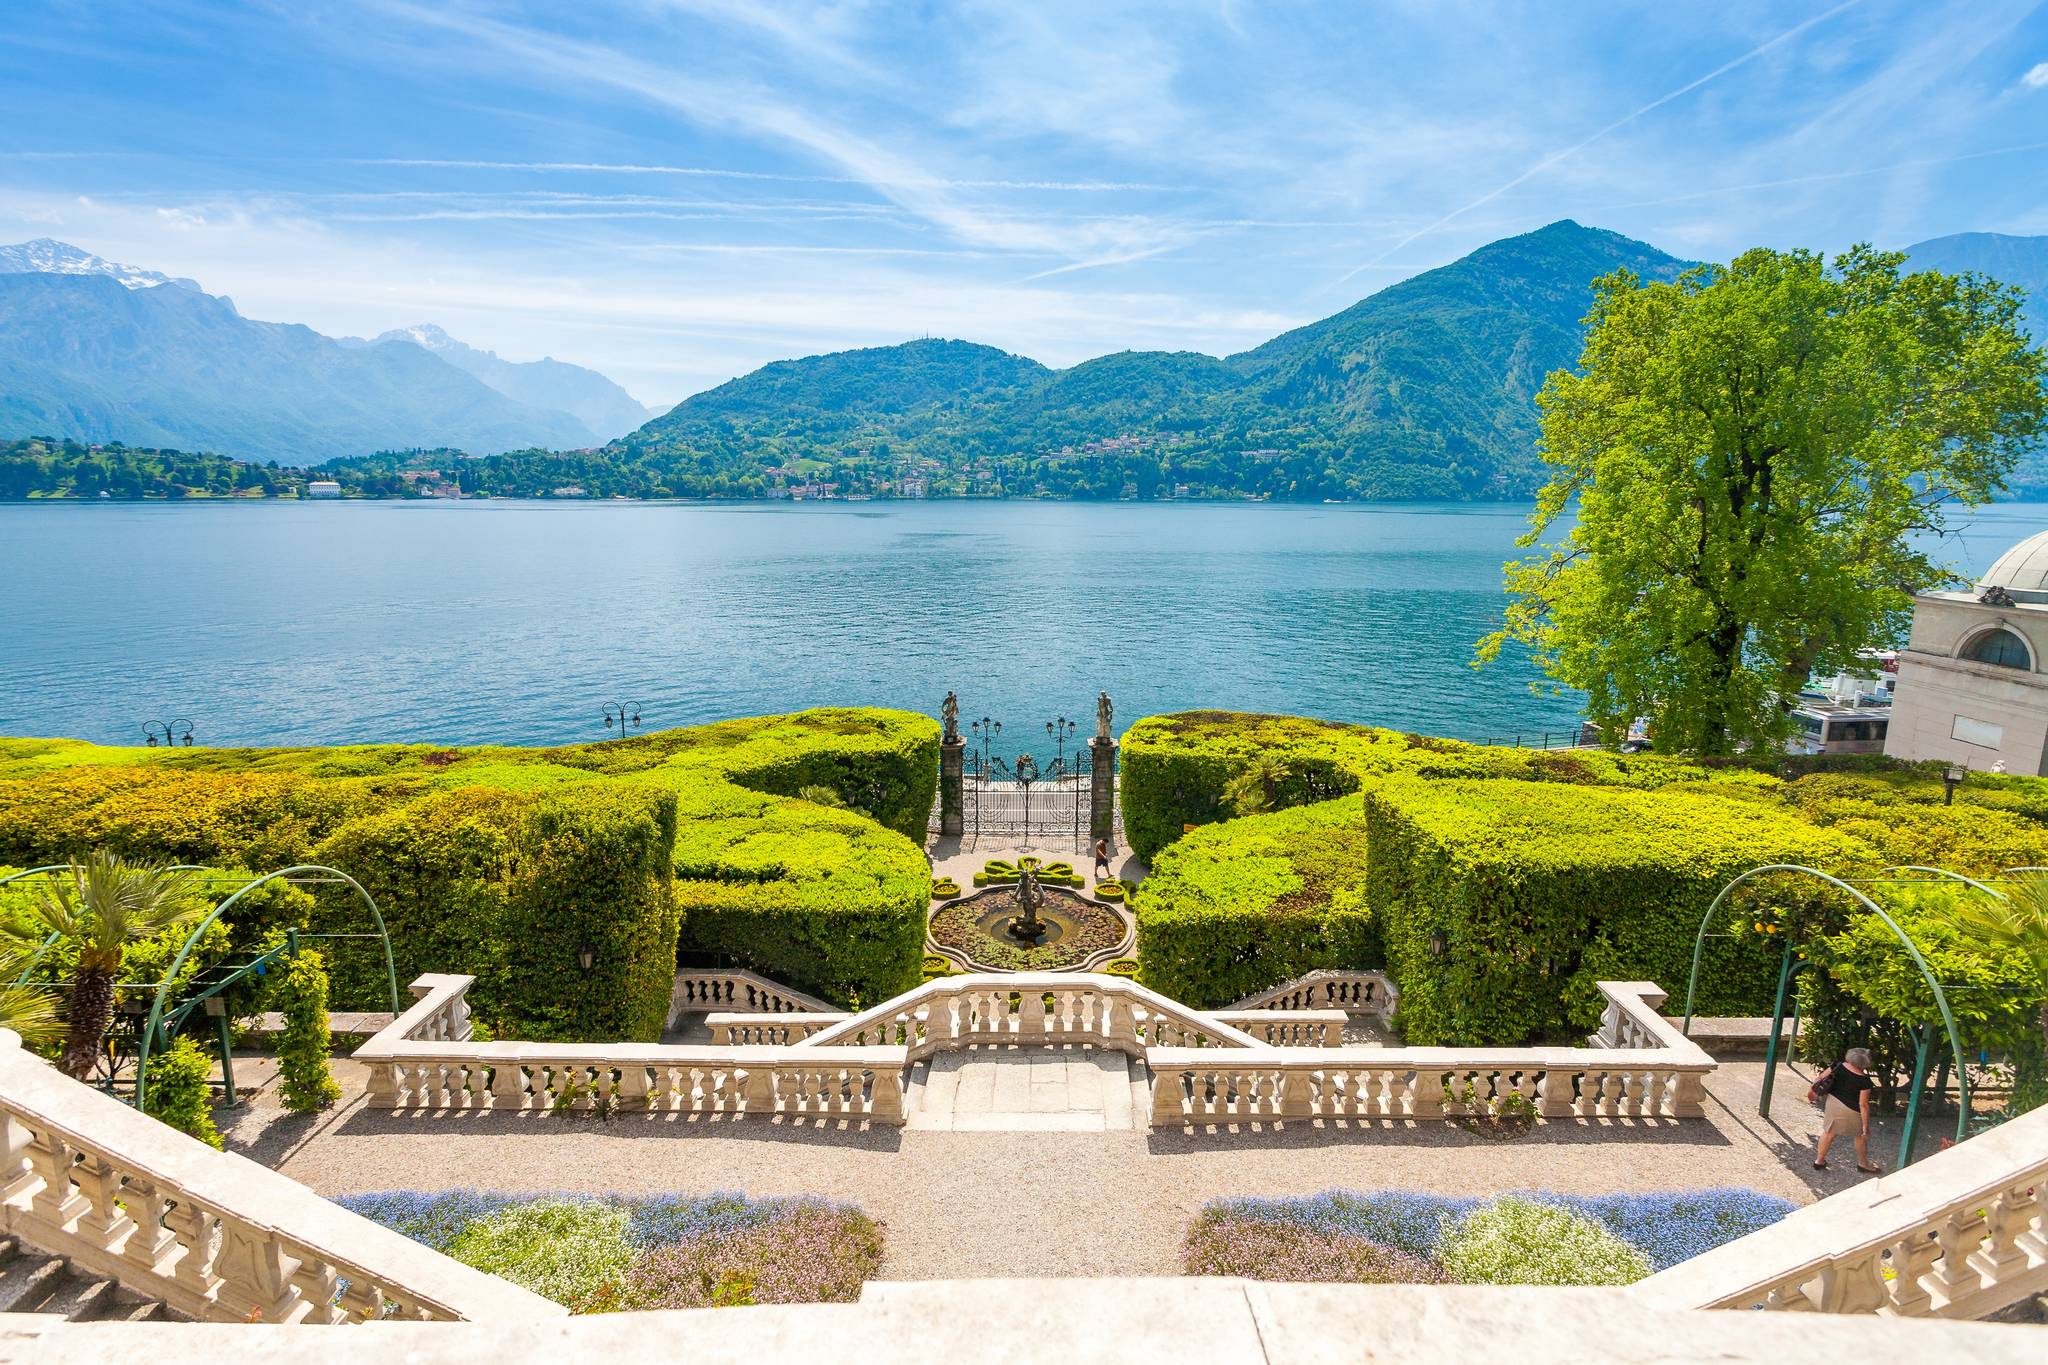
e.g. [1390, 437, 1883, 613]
[1138, 796, 1376, 1008]
[1363, 778, 1874, 1043]
[0, 708, 940, 1026]
[1119, 711, 1718, 860]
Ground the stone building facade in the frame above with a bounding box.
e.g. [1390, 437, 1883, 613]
[1884, 528, 2048, 773]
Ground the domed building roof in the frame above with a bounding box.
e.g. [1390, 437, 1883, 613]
[1976, 529, 2048, 603]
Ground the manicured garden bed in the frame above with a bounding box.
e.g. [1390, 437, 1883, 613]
[335, 1190, 884, 1311]
[1182, 1188, 1792, 1286]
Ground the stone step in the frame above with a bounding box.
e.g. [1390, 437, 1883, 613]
[0, 1235, 169, 1322]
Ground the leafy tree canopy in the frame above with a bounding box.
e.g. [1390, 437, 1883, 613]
[1483, 245, 2048, 754]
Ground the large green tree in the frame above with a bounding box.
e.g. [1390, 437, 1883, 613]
[1482, 246, 2048, 753]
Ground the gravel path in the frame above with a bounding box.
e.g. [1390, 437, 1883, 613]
[223, 1055, 1890, 1280]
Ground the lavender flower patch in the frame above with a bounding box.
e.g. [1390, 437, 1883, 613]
[1184, 1187, 1794, 1285]
[331, 1190, 885, 1312]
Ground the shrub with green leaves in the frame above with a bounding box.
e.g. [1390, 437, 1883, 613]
[1138, 795, 1376, 1007]
[1436, 1195, 1651, 1286]
[1364, 777, 1873, 1043]
[445, 1199, 636, 1312]
[142, 1035, 221, 1149]
[275, 948, 341, 1113]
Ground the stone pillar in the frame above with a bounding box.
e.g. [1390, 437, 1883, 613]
[1089, 736, 1117, 846]
[940, 736, 966, 836]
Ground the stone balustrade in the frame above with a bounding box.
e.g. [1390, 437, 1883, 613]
[792, 972, 1268, 1058]
[666, 969, 836, 1029]
[355, 977, 907, 1123]
[1206, 1011, 1348, 1047]
[1149, 983, 1713, 1127]
[702, 1013, 846, 1045]
[1228, 969, 1400, 1020]
[0, 1029, 560, 1324]
[1635, 1101, 2048, 1317]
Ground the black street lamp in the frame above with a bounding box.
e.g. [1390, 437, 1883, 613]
[971, 717, 1001, 778]
[142, 718, 196, 748]
[1942, 761, 1967, 805]
[603, 701, 646, 740]
[1046, 717, 1076, 772]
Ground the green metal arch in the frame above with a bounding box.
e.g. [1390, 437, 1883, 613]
[1681, 862, 1971, 1153]
[134, 865, 398, 1112]
[1881, 865, 2009, 900]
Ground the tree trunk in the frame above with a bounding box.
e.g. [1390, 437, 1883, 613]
[59, 965, 114, 1082]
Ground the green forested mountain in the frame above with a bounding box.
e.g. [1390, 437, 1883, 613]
[619, 220, 1695, 499]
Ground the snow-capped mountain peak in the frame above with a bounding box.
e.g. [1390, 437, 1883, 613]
[0, 238, 201, 292]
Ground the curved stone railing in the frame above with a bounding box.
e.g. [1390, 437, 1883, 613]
[1229, 969, 1400, 1021]
[1634, 1102, 2048, 1317]
[667, 969, 835, 1028]
[356, 977, 906, 1123]
[793, 972, 1268, 1058]
[1208, 1011, 1348, 1047]
[0, 1029, 561, 1324]
[703, 1013, 847, 1045]
[1149, 983, 1712, 1126]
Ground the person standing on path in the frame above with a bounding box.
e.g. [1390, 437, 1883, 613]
[1093, 837, 1111, 881]
[1813, 1047, 1882, 1174]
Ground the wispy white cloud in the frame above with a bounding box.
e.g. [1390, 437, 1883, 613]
[343, 157, 1191, 193]
[1331, 0, 1869, 285]
[2021, 61, 2048, 88]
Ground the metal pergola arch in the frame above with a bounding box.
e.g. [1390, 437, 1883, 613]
[134, 864, 399, 1111]
[1680, 863, 1976, 1166]
[2, 862, 397, 1112]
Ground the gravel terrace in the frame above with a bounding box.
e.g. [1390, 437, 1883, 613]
[221, 1054, 1903, 1280]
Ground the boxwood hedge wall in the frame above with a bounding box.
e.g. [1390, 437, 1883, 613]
[1362, 778, 1873, 1044]
[0, 707, 939, 1033]
[1137, 795, 1375, 1008]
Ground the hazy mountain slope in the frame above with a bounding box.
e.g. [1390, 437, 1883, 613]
[0, 273, 592, 460]
[373, 324, 650, 443]
[1906, 232, 2047, 341]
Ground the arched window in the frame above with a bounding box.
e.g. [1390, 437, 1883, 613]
[1962, 627, 2033, 669]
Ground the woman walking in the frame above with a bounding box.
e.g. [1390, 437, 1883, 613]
[1813, 1047, 1883, 1174]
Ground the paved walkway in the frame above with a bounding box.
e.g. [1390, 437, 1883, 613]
[905, 1047, 1146, 1131]
[221, 1053, 1917, 1280]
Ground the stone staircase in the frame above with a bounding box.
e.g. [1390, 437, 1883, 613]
[0, 1235, 170, 1323]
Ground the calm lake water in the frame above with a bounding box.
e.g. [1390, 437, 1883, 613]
[1, 499, 2044, 753]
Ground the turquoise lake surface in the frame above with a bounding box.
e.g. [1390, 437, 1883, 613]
[1, 499, 2043, 752]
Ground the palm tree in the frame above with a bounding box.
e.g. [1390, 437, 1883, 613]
[1225, 755, 1290, 816]
[1943, 876, 2048, 1109]
[23, 854, 203, 1081]
[0, 954, 62, 1048]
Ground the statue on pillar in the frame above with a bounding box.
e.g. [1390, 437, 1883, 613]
[1095, 691, 1114, 743]
[941, 691, 959, 743]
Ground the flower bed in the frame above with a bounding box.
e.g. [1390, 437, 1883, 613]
[928, 884, 1127, 970]
[1183, 1188, 1792, 1286]
[334, 1190, 884, 1312]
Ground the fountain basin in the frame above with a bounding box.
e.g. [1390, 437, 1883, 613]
[928, 883, 1134, 973]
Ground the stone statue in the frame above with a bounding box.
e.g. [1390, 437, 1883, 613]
[1095, 691, 1113, 742]
[941, 691, 959, 742]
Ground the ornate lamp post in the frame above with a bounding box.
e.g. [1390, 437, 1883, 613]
[603, 701, 646, 740]
[142, 718, 196, 748]
[1046, 716, 1076, 772]
[971, 717, 1001, 779]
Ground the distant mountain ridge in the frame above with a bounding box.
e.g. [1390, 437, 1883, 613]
[1905, 232, 2048, 342]
[360, 324, 651, 442]
[0, 237, 201, 293]
[0, 241, 651, 457]
[0, 271, 593, 460]
[627, 220, 1696, 498]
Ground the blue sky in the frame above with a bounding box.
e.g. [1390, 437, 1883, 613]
[2, 1, 2046, 405]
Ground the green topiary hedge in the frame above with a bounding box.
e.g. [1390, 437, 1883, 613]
[1118, 711, 1716, 861]
[0, 708, 940, 1026]
[142, 1035, 222, 1148]
[276, 948, 341, 1114]
[1363, 778, 1875, 1044]
[1138, 795, 1377, 1007]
